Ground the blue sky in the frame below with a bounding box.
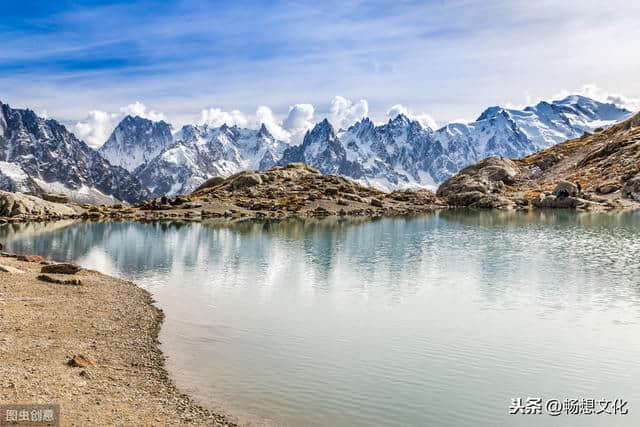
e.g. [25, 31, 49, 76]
[1, 0, 639, 146]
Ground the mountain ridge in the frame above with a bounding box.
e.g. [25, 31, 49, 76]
[0, 101, 150, 204]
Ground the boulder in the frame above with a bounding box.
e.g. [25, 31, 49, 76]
[37, 274, 82, 286]
[554, 181, 578, 198]
[41, 263, 82, 275]
[230, 173, 262, 190]
[596, 183, 620, 194]
[437, 157, 521, 208]
[622, 175, 640, 201]
[370, 198, 383, 207]
[41, 193, 71, 204]
[0, 191, 79, 217]
[312, 206, 333, 216]
[533, 153, 564, 170]
[533, 194, 578, 209]
[194, 176, 225, 192]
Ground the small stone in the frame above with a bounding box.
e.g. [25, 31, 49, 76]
[17, 255, 44, 263]
[67, 355, 94, 368]
[0, 264, 25, 274]
[41, 263, 82, 275]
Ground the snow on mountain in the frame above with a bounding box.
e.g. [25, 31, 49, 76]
[429, 95, 631, 183]
[91, 94, 631, 196]
[279, 95, 631, 190]
[0, 101, 150, 204]
[98, 115, 173, 172]
[134, 123, 287, 196]
[279, 116, 440, 190]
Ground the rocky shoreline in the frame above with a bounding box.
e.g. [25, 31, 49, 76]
[0, 251, 236, 426]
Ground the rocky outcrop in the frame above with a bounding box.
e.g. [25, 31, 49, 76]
[554, 181, 578, 197]
[0, 191, 82, 218]
[436, 157, 523, 208]
[121, 163, 442, 220]
[622, 175, 640, 201]
[532, 194, 579, 209]
[194, 176, 225, 192]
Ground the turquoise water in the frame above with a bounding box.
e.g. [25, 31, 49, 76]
[2, 211, 640, 426]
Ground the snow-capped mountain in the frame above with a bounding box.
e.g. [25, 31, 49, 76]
[99, 115, 173, 172]
[429, 95, 631, 183]
[279, 116, 440, 190]
[133, 123, 287, 196]
[90, 94, 631, 197]
[279, 95, 632, 190]
[0, 101, 150, 204]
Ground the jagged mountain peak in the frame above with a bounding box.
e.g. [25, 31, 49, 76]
[0, 100, 149, 203]
[306, 118, 337, 141]
[388, 113, 412, 126]
[258, 123, 273, 139]
[98, 114, 174, 172]
[476, 106, 507, 122]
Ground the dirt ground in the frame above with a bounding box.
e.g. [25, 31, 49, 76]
[0, 254, 236, 426]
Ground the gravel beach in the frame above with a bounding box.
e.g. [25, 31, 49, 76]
[0, 254, 236, 426]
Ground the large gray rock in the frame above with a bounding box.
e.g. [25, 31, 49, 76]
[622, 175, 640, 201]
[436, 157, 521, 208]
[194, 176, 225, 192]
[554, 181, 578, 198]
[533, 194, 578, 209]
[0, 191, 80, 217]
[230, 173, 263, 190]
[41, 263, 82, 275]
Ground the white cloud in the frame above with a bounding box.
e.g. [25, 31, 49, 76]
[329, 96, 368, 130]
[74, 110, 120, 148]
[198, 107, 248, 127]
[120, 101, 167, 121]
[74, 101, 168, 148]
[195, 102, 316, 144]
[254, 105, 290, 141]
[283, 104, 315, 131]
[553, 84, 640, 112]
[387, 104, 437, 129]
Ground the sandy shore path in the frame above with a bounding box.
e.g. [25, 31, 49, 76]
[0, 254, 236, 426]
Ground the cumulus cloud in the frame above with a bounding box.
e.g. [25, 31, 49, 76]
[74, 101, 167, 148]
[282, 104, 315, 132]
[254, 105, 291, 141]
[329, 96, 368, 130]
[74, 110, 120, 148]
[195, 102, 316, 144]
[120, 101, 167, 121]
[198, 107, 248, 127]
[553, 84, 640, 112]
[387, 104, 438, 129]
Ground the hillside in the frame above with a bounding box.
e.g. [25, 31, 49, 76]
[437, 112, 640, 210]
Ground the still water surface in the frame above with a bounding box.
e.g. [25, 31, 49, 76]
[2, 211, 640, 426]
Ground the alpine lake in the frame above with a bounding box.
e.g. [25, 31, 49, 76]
[2, 210, 640, 426]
